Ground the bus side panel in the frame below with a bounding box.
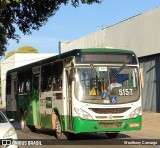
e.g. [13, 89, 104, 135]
[17, 93, 34, 125]
[41, 114, 52, 129]
[17, 94, 29, 111]
[63, 115, 70, 131]
[25, 104, 34, 126]
[39, 93, 53, 129]
[6, 95, 17, 120]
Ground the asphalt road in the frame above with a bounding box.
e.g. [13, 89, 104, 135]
[14, 129, 159, 148]
[11, 116, 160, 148]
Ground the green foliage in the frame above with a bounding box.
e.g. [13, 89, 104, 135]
[5, 50, 15, 59]
[5, 46, 38, 59]
[17, 46, 38, 53]
[0, 0, 102, 57]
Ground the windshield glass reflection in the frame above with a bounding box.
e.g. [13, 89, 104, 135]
[75, 66, 139, 104]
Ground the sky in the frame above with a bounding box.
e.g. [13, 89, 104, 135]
[5, 0, 160, 58]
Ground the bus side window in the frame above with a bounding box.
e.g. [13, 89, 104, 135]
[25, 70, 32, 93]
[41, 64, 52, 92]
[52, 61, 63, 91]
[26, 79, 31, 92]
[6, 74, 11, 95]
[18, 72, 25, 94]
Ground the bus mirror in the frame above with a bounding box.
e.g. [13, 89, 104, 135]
[70, 68, 75, 80]
[140, 68, 144, 88]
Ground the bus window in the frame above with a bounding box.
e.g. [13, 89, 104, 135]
[41, 64, 52, 92]
[109, 67, 138, 88]
[6, 75, 11, 95]
[18, 72, 25, 94]
[26, 80, 31, 92]
[25, 70, 32, 93]
[52, 61, 63, 91]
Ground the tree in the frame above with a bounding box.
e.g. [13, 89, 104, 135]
[4, 50, 15, 59]
[5, 46, 38, 59]
[0, 0, 102, 57]
[17, 46, 38, 53]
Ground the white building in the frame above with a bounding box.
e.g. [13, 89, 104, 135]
[0, 53, 57, 107]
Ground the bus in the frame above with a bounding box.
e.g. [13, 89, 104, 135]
[5, 48, 142, 139]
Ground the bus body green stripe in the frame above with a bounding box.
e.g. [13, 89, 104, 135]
[41, 114, 52, 128]
[72, 115, 142, 134]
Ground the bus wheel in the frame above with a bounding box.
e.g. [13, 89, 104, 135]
[55, 115, 68, 139]
[20, 115, 30, 133]
[106, 132, 119, 139]
[28, 125, 36, 132]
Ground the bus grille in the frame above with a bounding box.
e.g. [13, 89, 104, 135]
[99, 122, 121, 128]
[89, 107, 130, 114]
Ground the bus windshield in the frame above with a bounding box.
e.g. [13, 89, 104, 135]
[75, 66, 139, 104]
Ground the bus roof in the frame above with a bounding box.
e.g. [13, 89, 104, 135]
[6, 48, 136, 74]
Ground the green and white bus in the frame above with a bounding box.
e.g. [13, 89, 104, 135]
[6, 48, 142, 139]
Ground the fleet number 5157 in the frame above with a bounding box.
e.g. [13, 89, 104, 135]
[119, 89, 132, 96]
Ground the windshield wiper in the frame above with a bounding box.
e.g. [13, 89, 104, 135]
[111, 64, 126, 78]
[90, 64, 100, 79]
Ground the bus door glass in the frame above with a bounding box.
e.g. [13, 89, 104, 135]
[65, 68, 72, 130]
[13, 80, 17, 108]
[32, 74, 41, 126]
[10, 73, 17, 112]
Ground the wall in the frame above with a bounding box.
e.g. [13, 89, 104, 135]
[139, 54, 160, 112]
[139, 55, 156, 112]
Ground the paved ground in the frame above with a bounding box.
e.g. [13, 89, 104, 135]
[142, 111, 160, 132]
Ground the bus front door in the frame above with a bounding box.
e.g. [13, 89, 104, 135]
[32, 74, 41, 128]
[65, 68, 73, 131]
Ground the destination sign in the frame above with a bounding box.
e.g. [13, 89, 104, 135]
[75, 52, 137, 64]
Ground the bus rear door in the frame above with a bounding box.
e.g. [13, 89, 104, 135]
[32, 74, 41, 128]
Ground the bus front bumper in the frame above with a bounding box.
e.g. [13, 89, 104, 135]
[72, 115, 142, 134]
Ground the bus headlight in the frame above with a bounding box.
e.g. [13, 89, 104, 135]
[127, 107, 141, 119]
[74, 108, 93, 120]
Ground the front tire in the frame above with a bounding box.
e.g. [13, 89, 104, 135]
[106, 132, 119, 138]
[55, 115, 68, 139]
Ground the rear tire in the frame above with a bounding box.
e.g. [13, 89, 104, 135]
[55, 115, 68, 139]
[28, 125, 36, 132]
[106, 132, 119, 139]
[20, 115, 30, 133]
